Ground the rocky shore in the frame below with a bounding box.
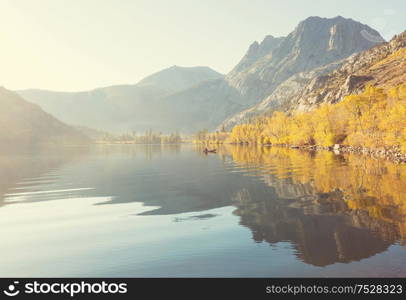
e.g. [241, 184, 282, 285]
[285, 144, 406, 164]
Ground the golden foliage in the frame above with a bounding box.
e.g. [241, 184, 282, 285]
[193, 129, 229, 144]
[228, 83, 406, 151]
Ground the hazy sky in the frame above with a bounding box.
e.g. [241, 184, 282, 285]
[0, 0, 405, 91]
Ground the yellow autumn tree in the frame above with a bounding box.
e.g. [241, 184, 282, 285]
[224, 82, 406, 152]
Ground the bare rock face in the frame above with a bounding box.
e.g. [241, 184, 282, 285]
[343, 75, 375, 94]
[229, 35, 285, 75]
[221, 60, 345, 128]
[219, 16, 385, 130]
[224, 16, 383, 108]
[222, 28, 404, 131]
[295, 30, 406, 111]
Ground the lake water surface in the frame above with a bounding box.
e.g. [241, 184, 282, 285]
[0, 144, 405, 277]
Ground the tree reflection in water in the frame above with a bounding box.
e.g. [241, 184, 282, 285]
[219, 145, 406, 266]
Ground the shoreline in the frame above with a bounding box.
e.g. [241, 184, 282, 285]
[263, 144, 406, 164]
[97, 140, 406, 164]
[199, 141, 406, 164]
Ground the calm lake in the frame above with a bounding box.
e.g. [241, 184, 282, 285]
[0, 144, 405, 277]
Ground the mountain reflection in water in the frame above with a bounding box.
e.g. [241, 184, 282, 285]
[0, 144, 405, 276]
[222, 146, 406, 266]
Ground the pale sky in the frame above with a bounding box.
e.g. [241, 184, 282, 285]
[0, 0, 405, 91]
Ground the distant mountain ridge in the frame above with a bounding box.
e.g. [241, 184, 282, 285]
[136, 65, 223, 92]
[18, 66, 223, 133]
[18, 16, 386, 133]
[158, 16, 384, 132]
[219, 16, 386, 129]
[220, 30, 405, 130]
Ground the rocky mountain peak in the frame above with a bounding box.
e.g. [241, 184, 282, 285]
[225, 16, 385, 108]
[280, 16, 384, 64]
[229, 35, 285, 75]
[219, 29, 405, 131]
